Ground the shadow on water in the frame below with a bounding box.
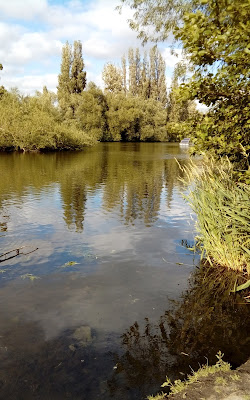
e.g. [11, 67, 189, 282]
[108, 264, 250, 398]
[0, 318, 116, 400]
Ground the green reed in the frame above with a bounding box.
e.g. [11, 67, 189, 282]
[182, 158, 250, 275]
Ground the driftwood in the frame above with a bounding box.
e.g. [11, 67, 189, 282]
[0, 246, 38, 263]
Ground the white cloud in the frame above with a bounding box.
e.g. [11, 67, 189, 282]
[0, 0, 176, 94]
[3, 73, 58, 94]
[0, 0, 48, 20]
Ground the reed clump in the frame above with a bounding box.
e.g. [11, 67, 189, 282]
[182, 158, 250, 275]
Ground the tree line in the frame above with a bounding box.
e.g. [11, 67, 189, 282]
[0, 41, 198, 151]
[121, 0, 250, 172]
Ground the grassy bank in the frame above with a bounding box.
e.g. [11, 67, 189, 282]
[182, 158, 250, 276]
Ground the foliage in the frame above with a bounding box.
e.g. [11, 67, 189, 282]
[105, 93, 167, 141]
[182, 158, 250, 274]
[76, 82, 108, 141]
[118, 0, 195, 43]
[120, 0, 250, 166]
[102, 63, 124, 94]
[0, 89, 94, 151]
[102, 46, 167, 106]
[57, 40, 87, 118]
[175, 0, 250, 168]
[166, 63, 200, 141]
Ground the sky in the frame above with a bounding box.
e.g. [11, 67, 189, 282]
[0, 0, 183, 95]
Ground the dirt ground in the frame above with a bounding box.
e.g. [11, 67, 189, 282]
[167, 359, 250, 400]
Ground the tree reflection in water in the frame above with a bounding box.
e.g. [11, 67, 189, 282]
[109, 264, 250, 398]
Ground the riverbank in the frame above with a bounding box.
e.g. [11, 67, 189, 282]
[166, 358, 250, 400]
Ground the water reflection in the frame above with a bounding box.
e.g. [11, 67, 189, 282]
[109, 264, 250, 398]
[0, 263, 249, 399]
[0, 143, 189, 232]
[0, 143, 199, 399]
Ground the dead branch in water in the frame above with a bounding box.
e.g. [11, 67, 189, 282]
[0, 246, 38, 263]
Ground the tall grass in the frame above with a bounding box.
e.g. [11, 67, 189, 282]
[182, 158, 250, 275]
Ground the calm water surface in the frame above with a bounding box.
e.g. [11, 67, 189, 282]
[0, 143, 249, 400]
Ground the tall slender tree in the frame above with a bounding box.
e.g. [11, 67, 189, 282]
[102, 63, 123, 93]
[128, 48, 137, 96]
[121, 55, 127, 94]
[57, 41, 86, 118]
[149, 47, 167, 105]
[70, 40, 86, 94]
[57, 42, 72, 117]
[140, 52, 150, 99]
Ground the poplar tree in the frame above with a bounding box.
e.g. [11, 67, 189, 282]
[149, 47, 167, 105]
[140, 52, 150, 99]
[57, 42, 72, 117]
[121, 55, 127, 94]
[128, 48, 137, 96]
[135, 48, 141, 95]
[102, 63, 123, 93]
[57, 40, 87, 118]
[70, 40, 86, 94]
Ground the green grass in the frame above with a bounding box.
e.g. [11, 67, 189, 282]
[147, 352, 231, 400]
[180, 157, 250, 275]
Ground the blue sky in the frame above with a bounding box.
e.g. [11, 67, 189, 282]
[0, 0, 182, 95]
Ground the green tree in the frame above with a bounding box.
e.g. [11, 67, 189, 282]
[176, 0, 250, 167]
[121, 55, 127, 94]
[140, 52, 150, 99]
[128, 48, 137, 96]
[70, 41, 86, 95]
[120, 0, 250, 168]
[119, 0, 194, 43]
[57, 40, 87, 118]
[149, 46, 167, 105]
[76, 82, 107, 141]
[57, 42, 72, 118]
[102, 63, 123, 93]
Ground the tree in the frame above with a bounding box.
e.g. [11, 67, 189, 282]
[175, 0, 250, 167]
[118, 0, 194, 43]
[149, 46, 167, 105]
[121, 55, 127, 94]
[57, 42, 72, 117]
[140, 52, 150, 99]
[102, 63, 123, 93]
[120, 0, 250, 169]
[57, 40, 87, 118]
[128, 48, 137, 96]
[70, 40, 86, 94]
[76, 82, 107, 140]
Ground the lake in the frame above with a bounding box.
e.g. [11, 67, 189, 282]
[0, 143, 249, 400]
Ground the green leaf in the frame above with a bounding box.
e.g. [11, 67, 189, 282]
[235, 280, 250, 292]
